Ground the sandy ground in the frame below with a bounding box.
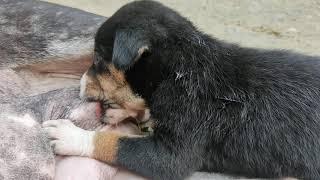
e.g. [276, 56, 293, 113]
[43, 0, 320, 56]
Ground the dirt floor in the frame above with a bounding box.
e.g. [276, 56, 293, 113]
[43, 0, 320, 56]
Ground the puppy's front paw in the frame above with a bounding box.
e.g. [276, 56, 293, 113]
[42, 119, 95, 157]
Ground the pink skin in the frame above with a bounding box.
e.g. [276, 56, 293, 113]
[54, 102, 146, 180]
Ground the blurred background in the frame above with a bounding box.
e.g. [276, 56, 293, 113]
[43, 0, 320, 55]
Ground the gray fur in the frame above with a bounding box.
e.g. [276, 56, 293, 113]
[0, 0, 105, 179]
[0, 115, 54, 180]
[0, 0, 105, 68]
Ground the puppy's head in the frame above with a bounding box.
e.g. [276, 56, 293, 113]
[80, 1, 196, 117]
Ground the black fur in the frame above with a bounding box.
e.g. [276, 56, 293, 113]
[112, 29, 150, 69]
[93, 1, 320, 179]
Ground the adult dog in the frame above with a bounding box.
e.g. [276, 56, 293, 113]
[44, 1, 320, 179]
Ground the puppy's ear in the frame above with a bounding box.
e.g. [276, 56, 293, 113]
[112, 29, 150, 70]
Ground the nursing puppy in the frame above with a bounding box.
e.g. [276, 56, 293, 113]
[45, 1, 320, 180]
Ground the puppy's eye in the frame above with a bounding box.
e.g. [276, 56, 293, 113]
[141, 51, 151, 58]
[93, 53, 108, 73]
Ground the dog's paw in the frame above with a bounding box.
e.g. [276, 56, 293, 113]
[42, 119, 95, 157]
[102, 108, 130, 124]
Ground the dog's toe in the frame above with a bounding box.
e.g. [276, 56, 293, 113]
[43, 120, 95, 156]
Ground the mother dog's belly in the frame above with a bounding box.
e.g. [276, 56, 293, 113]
[55, 156, 118, 180]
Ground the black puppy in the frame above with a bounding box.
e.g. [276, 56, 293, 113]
[45, 1, 320, 179]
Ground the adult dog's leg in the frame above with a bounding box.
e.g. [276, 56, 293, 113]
[43, 119, 201, 180]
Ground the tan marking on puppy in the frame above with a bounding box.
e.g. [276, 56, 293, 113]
[95, 64, 138, 104]
[123, 102, 148, 119]
[92, 132, 145, 163]
[97, 64, 147, 110]
[81, 63, 149, 124]
[107, 64, 127, 86]
[104, 108, 130, 124]
[92, 132, 122, 163]
[81, 71, 104, 100]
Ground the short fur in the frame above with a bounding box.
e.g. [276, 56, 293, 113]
[82, 1, 320, 179]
